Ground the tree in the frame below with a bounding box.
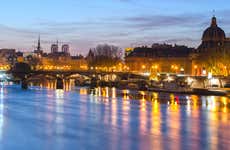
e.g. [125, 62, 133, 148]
[87, 44, 122, 68]
[11, 62, 31, 80]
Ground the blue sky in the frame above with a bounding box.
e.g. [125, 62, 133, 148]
[0, 0, 230, 55]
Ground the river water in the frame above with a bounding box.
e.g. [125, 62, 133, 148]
[0, 84, 229, 150]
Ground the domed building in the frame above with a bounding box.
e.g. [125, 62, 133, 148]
[198, 16, 230, 52]
[193, 16, 230, 76]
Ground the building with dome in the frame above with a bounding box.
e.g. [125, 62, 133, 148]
[124, 16, 230, 76]
[193, 16, 230, 76]
[198, 16, 230, 52]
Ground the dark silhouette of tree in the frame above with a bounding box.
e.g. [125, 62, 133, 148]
[11, 62, 31, 79]
[87, 44, 122, 68]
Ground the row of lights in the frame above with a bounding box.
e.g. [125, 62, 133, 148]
[0, 65, 10, 71]
[36, 65, 72, 71]
[90, 65, 130, 72]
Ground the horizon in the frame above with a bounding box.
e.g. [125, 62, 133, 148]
[0, 0, 230, 55]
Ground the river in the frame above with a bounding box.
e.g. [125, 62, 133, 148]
[0, 84, 229, 150]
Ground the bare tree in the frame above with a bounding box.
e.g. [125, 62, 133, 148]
[87, 44, 122, 68]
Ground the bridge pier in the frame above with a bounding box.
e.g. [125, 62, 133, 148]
[21, 79, 28, 89]
[56, 78, 64, 89]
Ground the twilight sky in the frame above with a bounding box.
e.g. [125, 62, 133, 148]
[0, 0, 230, 55]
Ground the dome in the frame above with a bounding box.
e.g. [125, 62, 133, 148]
[202, 17, 226, 42]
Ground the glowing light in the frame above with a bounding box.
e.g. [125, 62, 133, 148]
[143, 72, 150, 76]
[208, 72, 212, 79]
[194, 65, 198, 69]
[80, 88, 88, 95]
[202, 69, 207, 76]
[187, 77, 193, 85]
[142, 65, 146, 69]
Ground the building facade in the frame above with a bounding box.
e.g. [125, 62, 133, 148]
[194, 16, 230, 76]
[125, 44, 194, 76]
[125, 16, 230, 76]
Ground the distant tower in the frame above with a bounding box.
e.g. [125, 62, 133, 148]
[62, 44, 69, 54]
[51, 44, 58, 53]
[37, 35, 41, 51]
[34, 35, 43, 55]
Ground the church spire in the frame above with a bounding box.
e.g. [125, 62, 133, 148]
[37, 34, 41, 51]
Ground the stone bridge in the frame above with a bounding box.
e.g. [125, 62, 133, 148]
[9, 69, 148, 89]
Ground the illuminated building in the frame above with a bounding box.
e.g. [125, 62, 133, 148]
[193, 16, 230, 76]
[125, 44, 194, 75]
[125, 16, 230, 76]
[0, 49, 16, 69]
[198, 16, 230, 52]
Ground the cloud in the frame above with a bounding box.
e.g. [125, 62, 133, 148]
[1, 10, 230, 55]
[122, 14, 206, 30]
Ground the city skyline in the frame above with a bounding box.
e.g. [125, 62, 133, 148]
[0, 0, 230, 55]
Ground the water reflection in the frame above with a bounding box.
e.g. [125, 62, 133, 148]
[0, 84, 229, 149]
[30, 79, 75, 91]
[27, 80, 230, 113]
[0, 87, 4, 141]
[55, 90, 64, 134]
[13, 79, 230, 149]
[75, 86, 230, 113]
[76, 86, 230, 149]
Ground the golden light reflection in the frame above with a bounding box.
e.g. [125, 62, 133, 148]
[168, 101, 181, 150]
[208, 108, 219, 150]
[221, 97, 227, 106]
[207, 96, 217, 112]
[139, 100, 148, 134]
[191, 95, 199, 110]
[111, 87, 116, 99]
[153, 100, 159, 113]
[140, 100, 147, 112]
[140, 91, 146, 101]
[150, 98, 162, 149]
[80, 88, 88, 95]
[151, 93, 158, 101]
[122, 90, 129, 100]
[169, 94, 179, 112]
[47, 81, 55, 89]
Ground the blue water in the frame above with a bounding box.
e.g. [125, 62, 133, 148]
[0, 85, 229, 150]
